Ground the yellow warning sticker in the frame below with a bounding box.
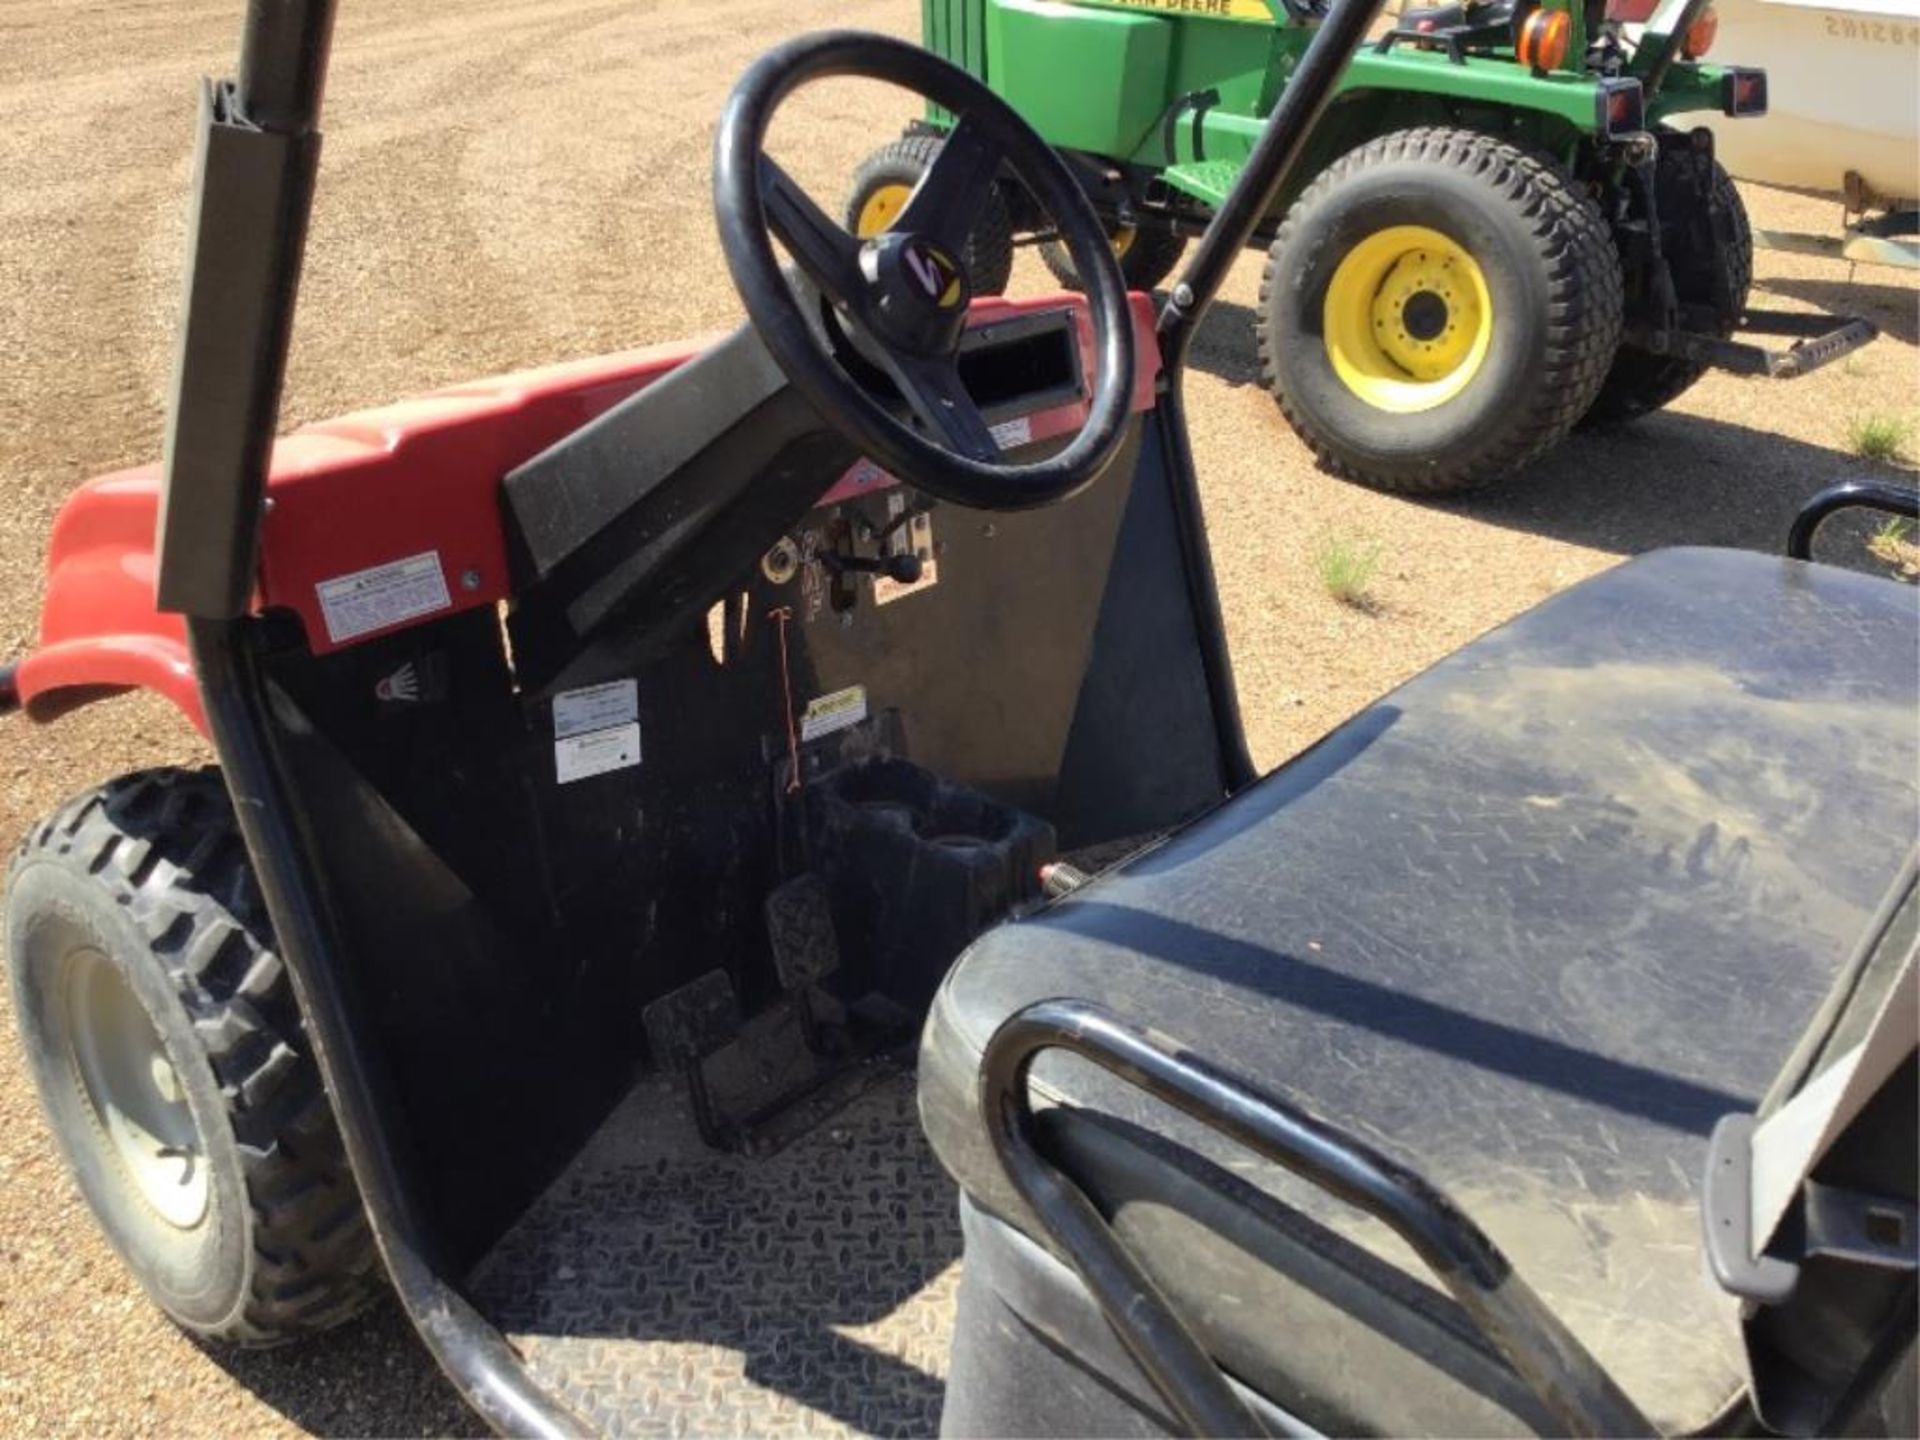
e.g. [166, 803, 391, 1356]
[801, 685, 869, 742]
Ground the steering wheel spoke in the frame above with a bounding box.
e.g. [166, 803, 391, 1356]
[895, 116, 1005, 265]
[759, 156, 864, 303]
[883, 352, 1000, 464]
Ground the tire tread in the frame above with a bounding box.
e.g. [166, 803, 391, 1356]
[11, 767, 377, 1345]
[1258, 126, 1624, 494]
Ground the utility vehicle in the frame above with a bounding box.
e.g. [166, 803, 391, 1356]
[2, 0, 1916, 1435]
[846, 0, 1879, 492]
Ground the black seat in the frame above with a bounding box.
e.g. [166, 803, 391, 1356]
[920, 548, 1919, 1436]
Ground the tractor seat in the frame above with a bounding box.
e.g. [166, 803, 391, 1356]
[919, 548, 1920, 1436]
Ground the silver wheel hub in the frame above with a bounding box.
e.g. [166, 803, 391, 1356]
[64, 949, 210, 1230]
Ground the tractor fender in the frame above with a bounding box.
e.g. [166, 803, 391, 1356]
[1336, 50, 1606, 140]
[15, 468, 204, 733]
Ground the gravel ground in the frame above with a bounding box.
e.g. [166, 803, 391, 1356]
[0, 0, 1914, 1433]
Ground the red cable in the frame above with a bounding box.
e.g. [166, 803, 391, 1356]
[769, 606, 802, 793]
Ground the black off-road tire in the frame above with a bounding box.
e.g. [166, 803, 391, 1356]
[1258, 127, 1623, 494]
[1040, 222, 1187, 292]
[845, 133, 1016, 295]
[6, 768, 377, 1345]
[1583, 155, 1753, 425]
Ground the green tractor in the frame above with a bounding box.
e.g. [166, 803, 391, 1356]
[846, 0, 1874, 492]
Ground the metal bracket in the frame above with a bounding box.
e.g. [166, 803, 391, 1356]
[1703, 1113, 1800, 1303]
[1701, 1114, 1919, 1305]
[1633, 308, 1879, 380]
[1803, 1182, 1920, 1272]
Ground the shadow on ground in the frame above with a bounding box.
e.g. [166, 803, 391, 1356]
[205, 1297, 481, 1438]
[1189, 298, 1916, 570]
[1756, 273, 1918, 347]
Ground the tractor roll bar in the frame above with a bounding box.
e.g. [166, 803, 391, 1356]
[1785, 480, 1920, 561]
[977, 999, 1655, 1438]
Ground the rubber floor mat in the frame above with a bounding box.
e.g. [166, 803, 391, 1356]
[468, 1067, 962, 1437]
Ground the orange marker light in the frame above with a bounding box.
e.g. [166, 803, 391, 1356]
[1681, 4, 1719, 57]
[1517, 8, 1573, 71]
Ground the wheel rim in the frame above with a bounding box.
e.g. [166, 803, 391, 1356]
[855, 182, 913, 237]
[1323, 224, 1492, 414]
[62, 948, 209, 1229]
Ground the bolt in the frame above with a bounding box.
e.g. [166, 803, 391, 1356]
[460, 568, 482, 592]
[150, 1054, 182, 1105]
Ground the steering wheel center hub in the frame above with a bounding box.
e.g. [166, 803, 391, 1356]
[863, 232, 972, 353]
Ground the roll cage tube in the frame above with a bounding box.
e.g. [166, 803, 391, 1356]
[1153, 0, 1389, 792]
[157, 3, 585, 1433]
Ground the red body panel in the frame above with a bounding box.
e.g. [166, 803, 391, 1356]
[17, 294, 1159, 732]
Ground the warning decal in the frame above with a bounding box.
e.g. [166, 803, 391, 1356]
[315, 551, 452, 644]
[800, 685, 868, 742]
[552, 679, 642, 784]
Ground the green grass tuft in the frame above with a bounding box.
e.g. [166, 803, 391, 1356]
[1845, 412, 1914, 462]
[1312, 530, 1385, 610]
[1867, 516, 1920, 582]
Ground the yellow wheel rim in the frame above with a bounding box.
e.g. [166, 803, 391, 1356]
[1323, 225, 1493, 414]
[855, 182, 913, 237]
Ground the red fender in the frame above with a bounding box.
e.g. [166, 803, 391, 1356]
[13, 295, 1158, 733]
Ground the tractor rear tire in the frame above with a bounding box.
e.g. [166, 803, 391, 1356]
[6, 768, 378, 1346]
[1039, 221, 1187, 293]
[1582, 153, 1753, 426]
[845, 133, 1015, 296]
[1258, 127, 1623, 494]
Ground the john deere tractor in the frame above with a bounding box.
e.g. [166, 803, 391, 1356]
[847, 0, 1874, 492]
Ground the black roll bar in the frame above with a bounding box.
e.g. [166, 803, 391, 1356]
[978, 999, 1655, 1438]
[189, 616, 590, 1438]
[1785, 480, 1919, 561]
[166, 3, 586, 1431]
[1147, 0, 1387, 794]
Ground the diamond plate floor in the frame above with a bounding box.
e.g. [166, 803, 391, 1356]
[468, 1066, 962, 1437]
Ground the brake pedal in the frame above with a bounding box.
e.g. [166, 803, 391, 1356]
[642, 969, 742, 1148]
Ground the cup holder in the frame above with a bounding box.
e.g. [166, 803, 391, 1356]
[805, 757, 1055, 1008]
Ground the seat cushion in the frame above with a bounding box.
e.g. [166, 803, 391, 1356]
[920, 548, 1920, 1435]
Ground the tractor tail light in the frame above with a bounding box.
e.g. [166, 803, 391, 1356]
[1721, 67, 1768, 116]
[1682, 5, 1719, 57]
[1598, 78, 1646, 136]
[1516, 8, 1572, 71]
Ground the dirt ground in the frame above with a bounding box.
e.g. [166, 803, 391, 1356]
[0, 0, 1914, 1433]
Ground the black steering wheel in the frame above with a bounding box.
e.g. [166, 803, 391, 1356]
[714, 31, 1136, 512]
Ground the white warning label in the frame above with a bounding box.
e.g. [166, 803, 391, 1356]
[552, 678, 642, 783]
[555, 723, 642, 784]
[315, 551, 451, 644]
[800, 685, 868, 742]
[990, 414, 1033, 450]
[553, 679, 639, 739]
